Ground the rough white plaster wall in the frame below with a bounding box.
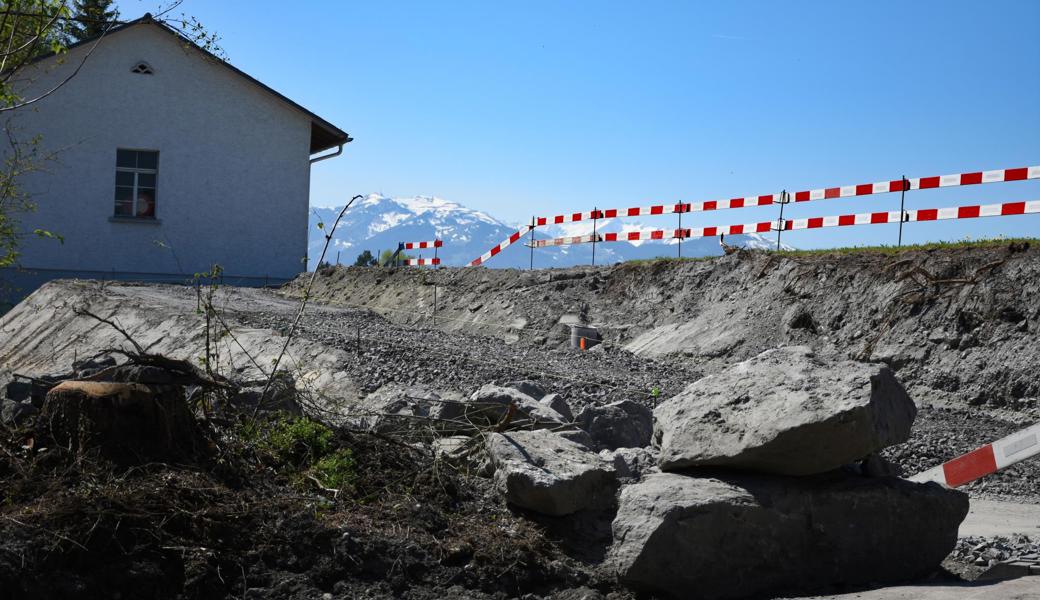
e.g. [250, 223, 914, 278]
[8, 23, 316, 280]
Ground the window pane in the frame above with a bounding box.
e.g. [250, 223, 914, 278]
[114, 186, 133, 201]
[136, 188, 156, 217]
[115, 171, 134, 186]
[116, 149, 136, 168]
[137, 151, 158, 170]
[114, 201, 133, 216]
[137, 172, 156, 187]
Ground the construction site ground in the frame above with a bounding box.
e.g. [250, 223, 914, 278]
[2, 242, 1039, 598]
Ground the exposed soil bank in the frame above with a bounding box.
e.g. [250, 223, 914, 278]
[291, 244, 1040, 413]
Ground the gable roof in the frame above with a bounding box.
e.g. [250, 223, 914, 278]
[50, 14, 352, 154]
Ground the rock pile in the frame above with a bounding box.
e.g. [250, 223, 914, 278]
[353, 349, 970, 600]
[951, 534, 1040, 568]
[608, 346, 969, 600]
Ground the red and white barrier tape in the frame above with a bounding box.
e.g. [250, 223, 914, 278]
[402, 257, 440, 266]
[403, 240, 443, 250]
[533, 234, 600, 247]
[532, 166, 1040, 226]
[783, 200, 1040, 231]
[529, 200, 1040, 247]
[468, 227, 532, 266]
[910, 422, 1040, 488]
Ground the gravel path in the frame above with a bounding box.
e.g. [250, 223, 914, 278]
[226, 290, 703, 414]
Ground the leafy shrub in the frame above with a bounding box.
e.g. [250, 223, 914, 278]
[237, 415, 358, 491]
[311, 448, 356, 490]
[266, 416, 333, 466]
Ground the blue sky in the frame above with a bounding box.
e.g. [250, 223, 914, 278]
[122, 0, 1039, 248]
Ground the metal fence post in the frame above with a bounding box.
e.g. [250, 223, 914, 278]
[529, 216, 536, 270]
[591, 207, 598, 266]
[677, 203, 683, 258]
[898, 175, 908, 247]
[775, 190, 788, 251]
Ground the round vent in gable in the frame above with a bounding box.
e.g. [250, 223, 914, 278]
[130, 62, 154, 75]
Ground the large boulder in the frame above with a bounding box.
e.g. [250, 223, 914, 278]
[346, 384, 465, 433]
[443, 384, 567, 430]
[610, 472, 968, 600]
[599, 447, 658, 480]
[575, 400, 653, 451]
[539, 393, 574, 422]
[487, 429, 617, 516]
[503, 380, 547, 401]
[654, 346, 916, 475]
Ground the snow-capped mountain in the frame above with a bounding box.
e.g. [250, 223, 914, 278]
[308, 194, 788, 269]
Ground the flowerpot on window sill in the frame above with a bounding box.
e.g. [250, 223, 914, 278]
[109, 216, 161, 225]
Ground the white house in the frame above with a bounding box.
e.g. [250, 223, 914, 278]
[2, 14, 350, 302]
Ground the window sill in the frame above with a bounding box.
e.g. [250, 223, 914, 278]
[109, 216, 161, 225]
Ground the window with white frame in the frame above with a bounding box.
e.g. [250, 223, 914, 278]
[114, 149, 158, 218]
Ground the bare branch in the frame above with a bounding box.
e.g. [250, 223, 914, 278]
[0, 8, 111, 113]
[258, 195, 363, 412]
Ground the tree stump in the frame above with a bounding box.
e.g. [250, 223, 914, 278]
[40, 381, 204, 464]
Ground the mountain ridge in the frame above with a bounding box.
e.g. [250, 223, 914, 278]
[308, 194, 786, 269]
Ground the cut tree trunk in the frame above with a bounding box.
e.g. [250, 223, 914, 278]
[40, 381, 204, 464]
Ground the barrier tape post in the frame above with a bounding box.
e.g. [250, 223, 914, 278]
[677, 203, 683, 258]
[593, 206, 600, 266]
[898, 175, 908, 247]
[775, 190, 788, 251]
[529, 216, 535, 270]
[467, 165, 1040, 268]
[530, 200, 1040, 250]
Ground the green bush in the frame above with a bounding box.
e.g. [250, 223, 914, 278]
[311, 448, 356, 490]
[267, 416, 333, 465]
[238, 415, 356, 491]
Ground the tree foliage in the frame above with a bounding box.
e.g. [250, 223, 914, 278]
[353, 250, 377, 267]
[63, 0, 118, 42]
[0, 1, 70, 267]
[0, 1, 70, 108]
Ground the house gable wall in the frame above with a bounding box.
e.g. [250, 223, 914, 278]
[8, 23, 313, 280]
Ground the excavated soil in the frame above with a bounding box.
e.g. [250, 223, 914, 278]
[2, 243, 1040, 599]
[292, 242, 1040, 413]
[0, 415, 617, 600]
